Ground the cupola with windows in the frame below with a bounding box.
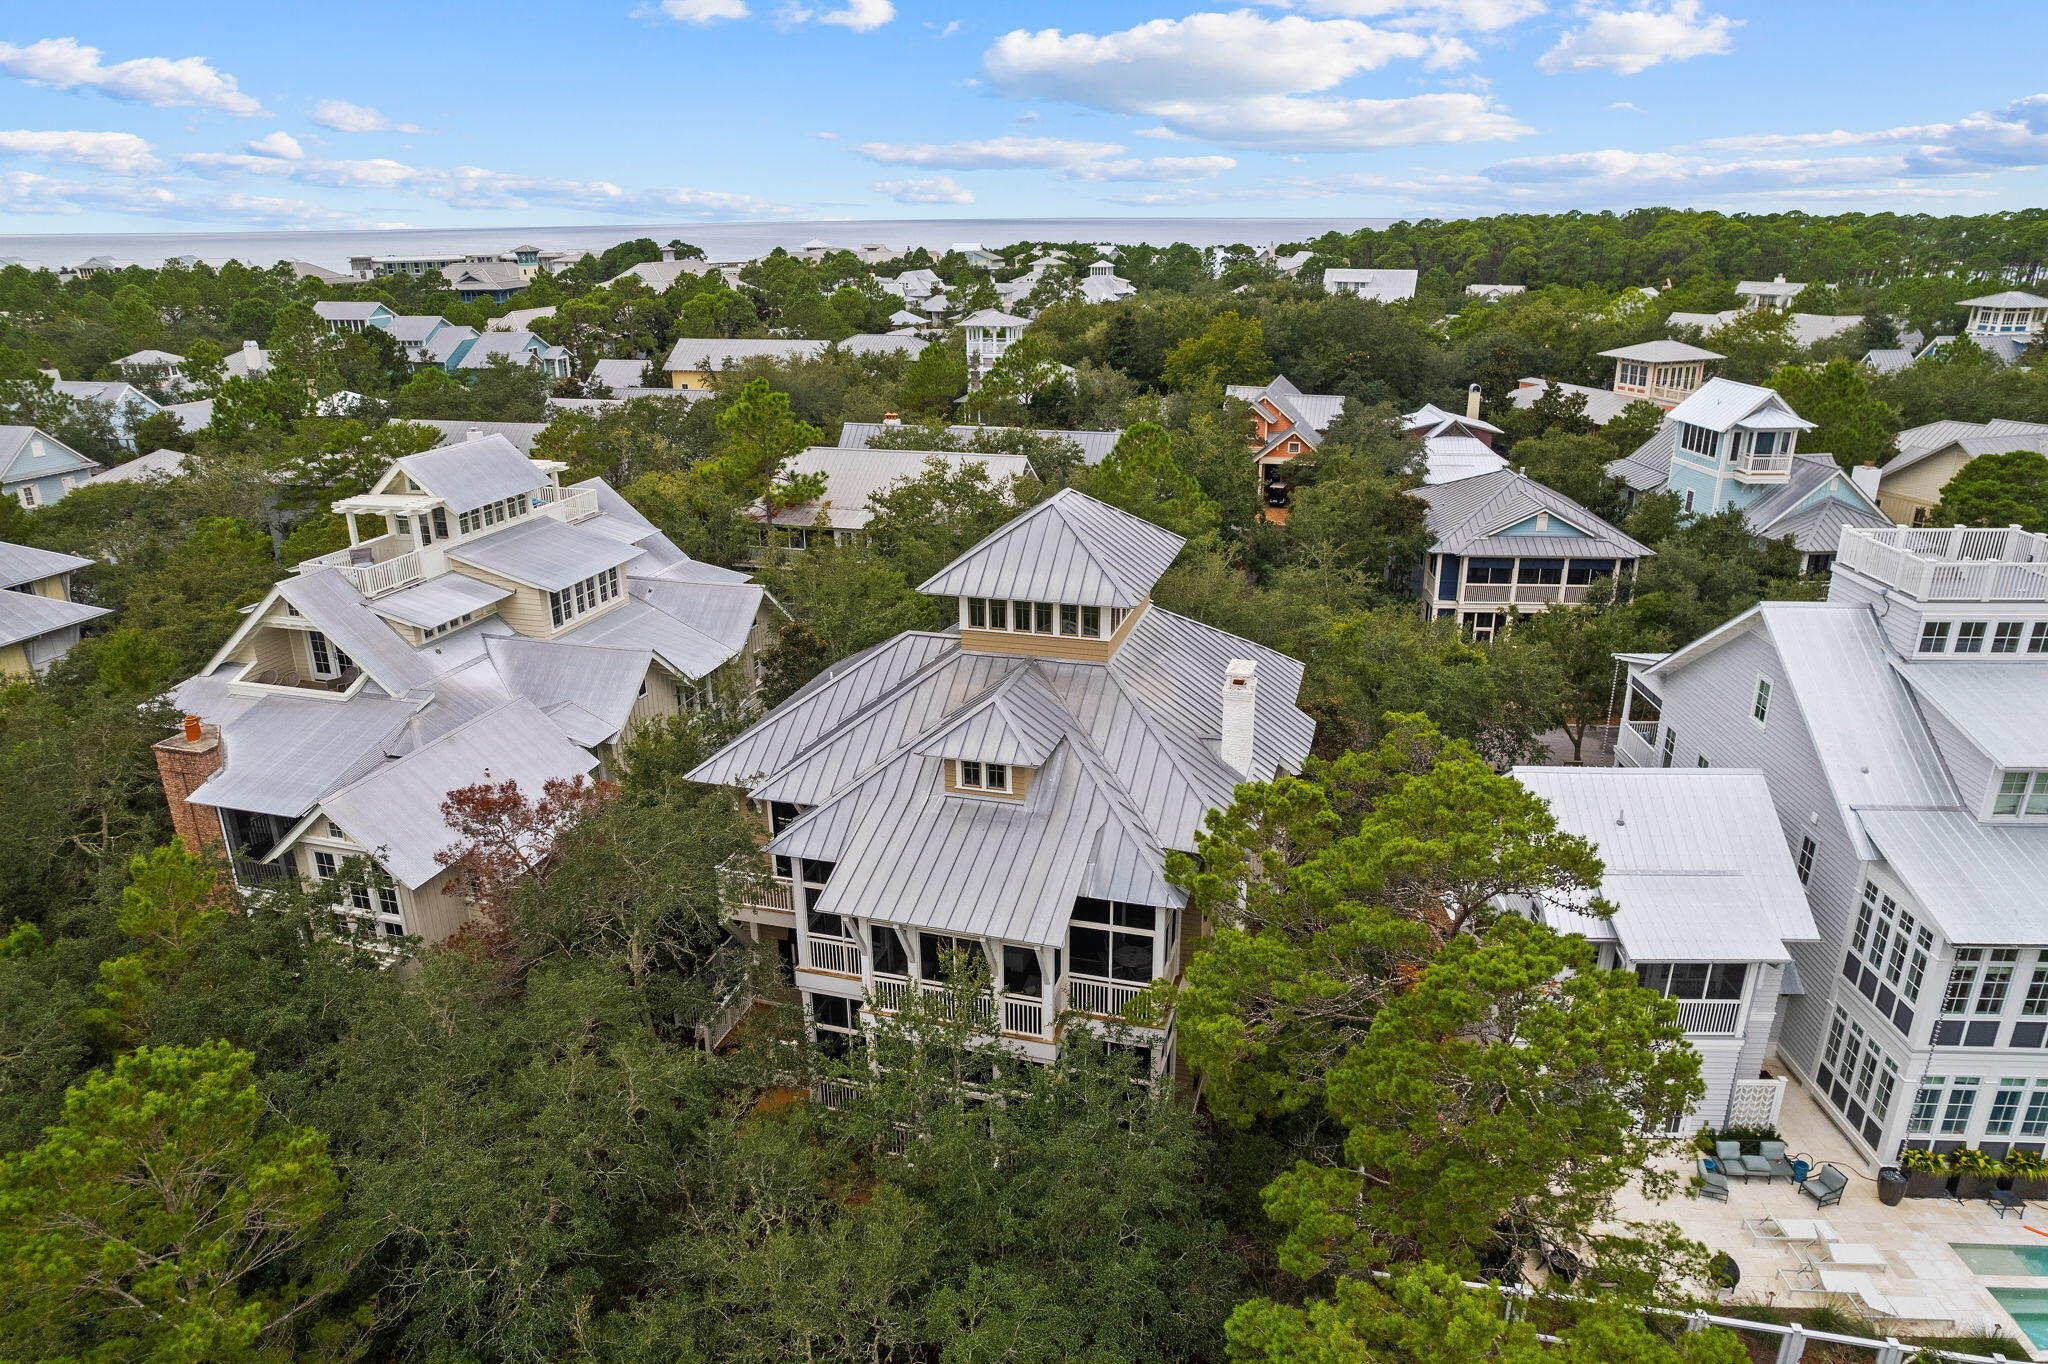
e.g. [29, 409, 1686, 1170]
[918, 488, 1185, 661]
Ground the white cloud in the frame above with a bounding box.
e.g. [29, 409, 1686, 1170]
[983, 12, 1524, 151]
[656, 0, 752, 19]
[776, 0, 896, 28]
[871, 175, 973, 204]
[1609, 100, 1643, 112]
[308, 99, 420, 134]
[0, 37, 265, 116]
[0, 170, 366, 224]
[1686, 94, 2048, 174]
[245, 130, 304, 160]
[1063, 155, 1237, 182]
[0, 129, 161, 174]
[858, 135, 1123, 169]
[179, 148, 798, 218]
[1537, 1, 1738, 75]
[1263, 0, 1547, 31]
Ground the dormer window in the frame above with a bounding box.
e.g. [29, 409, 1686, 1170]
[1678, 423, 1715, 457]
[957, 760, 1009, 793]
[457, 495, 533, 535]
[1994, 772, 2048, 819]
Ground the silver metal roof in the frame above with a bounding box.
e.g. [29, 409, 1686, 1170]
[1896, 661, 2048, 769]
[0, 588, 106, 646]
[366, 573, 512, 629]
[393, 435, 544, 515]
[189, 692, 416, 819]
[1743, 454, 1888, 550]
[837, 422, 1122, 466]
[1506, 379, 1639, 426]
[1856, 809, 2048, 946]
[274, 569, 437, 696]
[574, 590, 739, 679]
[321, 698, 598, 889]
[916, 488, 1185, 608]
[449, 516, 642, 592]
[0, 540, 91, 587]
[766, 447, 1032, 531]
[415, 419, 550, 456]
[1413, 468, 1652, 560]
[1664, 378, 1815, 434]
[1598, 339, 1724, 363]
[1956, 290, 2048, 308]
[1513, 766, 1818, 963]
[486, 635, 651, 744]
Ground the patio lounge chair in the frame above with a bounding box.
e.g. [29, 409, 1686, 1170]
[1696, 1159, 1730, 1202]
[1759, 1140, 1795, 1182]
[1800, 1164, 1848, 1208]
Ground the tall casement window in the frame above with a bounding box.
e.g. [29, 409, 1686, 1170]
[1677, 422, 1715, 457]
[1846, 880, 1930, 1035]
[1819, 1004, 1898, 1145]
[306, 631, 354, 679]
[1751, 677, 1772, 725]
[1661, 726, 1677, 768]
[1795, 835, 1817, 885]
[547, 567, 620, 628]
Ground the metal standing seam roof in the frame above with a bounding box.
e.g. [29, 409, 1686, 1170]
[365, 573, 513, 629]
[0, 590, 107, 647]
[485, 635, 652, 744]
[1403, 403, 1505, 437]
[273, 569, 438, 696]
[916, 487, 1186, 608]
[1506, 379, 1640, 427]
[766, 447, 1033, 531]
[618, 577, 763, 654]
[448, 516, 643, 593]
[1957, 290, 2048, 308]
[1511, 765, 1819, 963]
[1895, 661, 2048, 769]
[320, 697, 599, 890]
[1609, 424, 1675, 492]
[188, 692, 418, 820]
[1664, 378, 1816, 434]
[392, 436, 546, 515]
[0, 540, 91, 586]
[416, 419, 550, 455]
[1413, 468, 1653, 560]
[836, 422, 1123, 466]
[588, 358, 651, 392]
[1324, 268, 1419, 301]
[88, 447, 188, 485]
[1649, 603, 1960, 856]
[1598, 339, 1725, 363]
[1753, 497, 1885, 554]
[574, 588, 747, 679]
[664, 338, 827, 370]
[1861, 349, 1916, 376]
[1855, 809, 2048, 946]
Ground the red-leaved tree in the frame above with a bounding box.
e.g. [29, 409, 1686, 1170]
[436, 775, 617, 953]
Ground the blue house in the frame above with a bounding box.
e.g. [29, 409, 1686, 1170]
[1609, 376, 1891, 574]
[1, 426, 102, 509]
[1411, 468, 1653, 640]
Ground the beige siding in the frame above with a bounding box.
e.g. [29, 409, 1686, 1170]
[960, 599, 1150, 663]
[27, 572, 69, 600]
[403, 867, 475, 944]
[628, 663, 679, 729]
[452, 563, 555, 636]
[0, 641, 30, 676]
[942, 759, 1032, 800]
[1878, 450, 1969, 523]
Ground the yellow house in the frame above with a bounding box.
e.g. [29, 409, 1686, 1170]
[0, 541, 107, 675]
[1876, 419, 2048, 526]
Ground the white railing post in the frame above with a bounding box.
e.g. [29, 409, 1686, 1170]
[1874, 1339, 1907, 1364]
[1774, 1323, 1806, 1364]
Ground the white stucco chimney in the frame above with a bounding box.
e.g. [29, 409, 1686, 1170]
[1466, 383, 1482, 420]
[1851, 461, 1881, 502]
[1220, 659, 1258, 778]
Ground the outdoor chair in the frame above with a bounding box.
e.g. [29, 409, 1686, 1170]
[1696, 1159, 1730, 1202]
[1759, 1140, 1795, 1182]
[1715, 1140, 1762, 1181]
[1800, 1164, 1848, 1208]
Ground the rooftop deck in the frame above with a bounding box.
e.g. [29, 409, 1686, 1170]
[1836, 527, 2048, 604]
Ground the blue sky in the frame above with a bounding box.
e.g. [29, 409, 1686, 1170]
[0, 0, 2044, 232]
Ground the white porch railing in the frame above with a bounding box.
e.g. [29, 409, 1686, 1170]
[1735, 452, 1793, 477]
[1837, 526, 2048, 603]
[539, 486, 598, 522]
[804, 936, 862, 976]
[1064, 977, 1148, 1021]
[338, 548, 427, 598]
[1003, 996, 1047, 1038]
[718, 857, 794, 915]
[1676, 999, 1742, 1035]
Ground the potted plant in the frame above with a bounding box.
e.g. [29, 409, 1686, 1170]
[2005, 1148, 2048, 1200]
[1899, 1146, 1949, 1199]
[1951, 1147, 2005, 1199]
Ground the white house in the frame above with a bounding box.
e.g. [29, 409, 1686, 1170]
[1323, 268, 1419, 302]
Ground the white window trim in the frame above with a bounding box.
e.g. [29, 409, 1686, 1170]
[1751, 674, 1773, 728]
[954, 759, 1013, 793]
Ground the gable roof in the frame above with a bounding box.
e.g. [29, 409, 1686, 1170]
[1742, 452, 1888, 549]
[1512, 766, 1819, 962]
[0, 540, 91, 588]
[1600, 339, 1724, 363]
[0, 426, 98, 483]
[765, 447, 1032, 531]
[957, 308, 1031, 328]
[916, 488, 1184, 607]
[447, 515, 642, 593]
[0, 587, 106, 648]
[837, 422, 1122, 466]
[414, 419, 551, 456]
[1884, 418, 2048, 478]
[390, 435, 544, 514]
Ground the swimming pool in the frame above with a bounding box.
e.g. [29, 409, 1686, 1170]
[1954, 1242, 2048, 1276]
[1989, 1288, 2048, 1348]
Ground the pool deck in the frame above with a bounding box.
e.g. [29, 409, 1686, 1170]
[1606, 1068, 2048, 1358]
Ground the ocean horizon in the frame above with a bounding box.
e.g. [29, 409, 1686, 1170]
[0, 216, 1394, 271]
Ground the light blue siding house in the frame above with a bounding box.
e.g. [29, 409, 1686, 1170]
[1, 426, 102, 508]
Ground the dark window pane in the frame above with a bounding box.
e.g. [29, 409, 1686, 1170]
[1003, 945, 1042, 996]
[1071, 897, 1112, 924]
[1070, 925, 1110, 977]
[1110, 931, 1154, 982]
[802, 859, 835, 886]
[813, 994, 857, 1029]
[1707, 964, 1747, 1000]
[1517, 558, 1565, 584]
[871, 925, 908, 976]
[1113, 902, 1156, 930]
[809, 910, 846, 939]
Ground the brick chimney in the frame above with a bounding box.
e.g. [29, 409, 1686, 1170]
[1220, 659, 1258, 778]
[153, 717, 224, 854]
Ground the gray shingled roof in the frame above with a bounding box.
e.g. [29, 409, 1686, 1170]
[917, 488, 1185, 607]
